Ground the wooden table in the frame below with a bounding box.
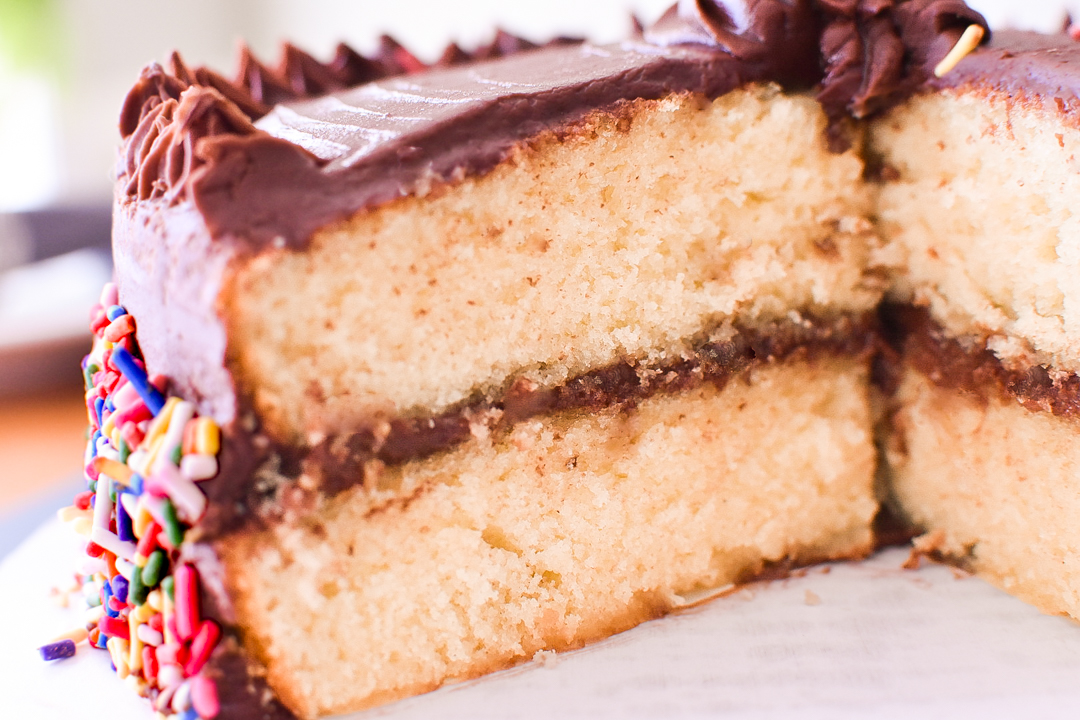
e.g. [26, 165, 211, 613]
[0, 386, 88, 512]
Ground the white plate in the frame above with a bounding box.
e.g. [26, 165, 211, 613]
[6, 519, 1080, 719]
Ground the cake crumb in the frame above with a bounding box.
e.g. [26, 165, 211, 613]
[533, 649, 559, 668]
[804, 589, 822, 606]
[903, 528, 947, 569]
[510, 420, 544, 451]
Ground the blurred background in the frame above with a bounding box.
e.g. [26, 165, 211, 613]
[0, 0, 1075, 548]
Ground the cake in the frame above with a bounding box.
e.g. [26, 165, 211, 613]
[40, 2, 1080, 719]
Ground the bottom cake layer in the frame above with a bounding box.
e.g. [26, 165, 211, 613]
[217, 356, 878, 719]
[887, 368, 1080, 621]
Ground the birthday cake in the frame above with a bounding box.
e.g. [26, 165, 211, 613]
[40, 2, 1080, 719]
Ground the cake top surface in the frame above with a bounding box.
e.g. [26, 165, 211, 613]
[254, 41, 739, 172]
[117, 0, 989, 248]
[937, 28, 1080, 105]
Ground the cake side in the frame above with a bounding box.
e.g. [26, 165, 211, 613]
[112, 202, 238, 426]
[42, 282, 303, 720]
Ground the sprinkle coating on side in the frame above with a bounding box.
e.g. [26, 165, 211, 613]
[41, 282, 222, 720]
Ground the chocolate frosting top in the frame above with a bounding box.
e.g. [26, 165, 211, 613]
[116, 0, 987, 248]
[933, 29, 1080, 112]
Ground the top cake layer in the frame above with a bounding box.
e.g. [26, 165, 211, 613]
[877, 30, 1080, 376]
[224, 86, 882, 444]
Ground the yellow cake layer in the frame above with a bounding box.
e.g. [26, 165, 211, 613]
[218, 356, 877, 719]
[873, 88, 1080, 375]
[886, 367, 1080, 620]
[224, 85, 886, 444]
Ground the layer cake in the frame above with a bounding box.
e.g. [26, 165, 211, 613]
[45, 2, 1080, 719]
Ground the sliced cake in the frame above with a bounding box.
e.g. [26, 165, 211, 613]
[54, 3, 1080, 720]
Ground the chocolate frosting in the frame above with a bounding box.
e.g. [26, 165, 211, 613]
[932, 29, 1080, 120]
[115, 0, 987, 248]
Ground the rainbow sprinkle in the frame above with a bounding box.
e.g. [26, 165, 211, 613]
[41, 282, 221, 720]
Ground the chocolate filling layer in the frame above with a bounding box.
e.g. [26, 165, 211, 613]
[195, 313, 879, 538]
[230, 312, 880, 524]
[883, 305, 1080, 417]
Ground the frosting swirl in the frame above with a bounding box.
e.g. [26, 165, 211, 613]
[818, 0, 988, 117]
[645, 0, 822, 88]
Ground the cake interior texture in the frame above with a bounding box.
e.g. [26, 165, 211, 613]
[219, 357, 876, 718]
[888, 368, 1080, 620]
[874, 88, 1080, 372]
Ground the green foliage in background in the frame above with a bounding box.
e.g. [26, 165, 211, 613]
[0, 0, 61, 74]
